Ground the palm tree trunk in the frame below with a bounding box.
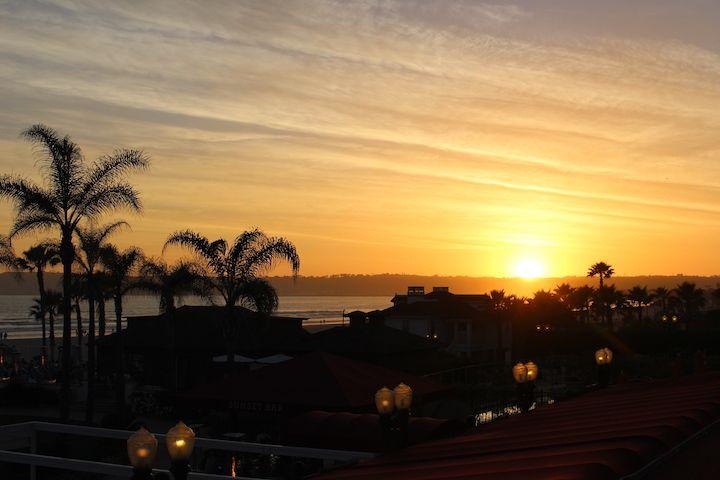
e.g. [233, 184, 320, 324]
[86, 295, 96, 424]
[114, 295, 125, 418]
[37, 268, 46, 318]
[60, 236, 73, 421]
[41, 315, 47, 348]
[49, 313, 55, 363]
[75, 301, 83, 362]
[98, 298, 106, 337]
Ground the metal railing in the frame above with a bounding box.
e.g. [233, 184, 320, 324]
[0, 421, 376, 479]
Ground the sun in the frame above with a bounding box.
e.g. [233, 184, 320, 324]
[512, 258, 546, 279]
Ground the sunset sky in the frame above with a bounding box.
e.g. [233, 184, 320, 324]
[1, 1, 719, 277]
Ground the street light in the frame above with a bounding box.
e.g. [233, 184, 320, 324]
[393, 383, 413, 411]
[595, 347, 613, 387]
[374, 387, 395, 416]
[513, 361, 538, 412]
[167, 421, 196, 480]
[127, 427, 157, 480]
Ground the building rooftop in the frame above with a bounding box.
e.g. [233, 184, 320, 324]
[319, 373, 720, 479]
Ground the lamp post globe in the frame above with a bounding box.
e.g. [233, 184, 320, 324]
[167, 421, 195, 480]
[525, 362, 538, 382]
[375, 387, 395, 416]
[512, 362, 528, 384]
[127, 427, 157, 480]
[393, 383, 413, 411]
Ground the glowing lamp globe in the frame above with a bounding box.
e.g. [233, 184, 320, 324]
[595, 348, 607, 365]
[393, 383, 413, 411]
[375, 387, 395, 415]
[525, 362, 538, 382]
[512, 363, 528, 383]
[166, 421, 196, 462]
[604, 348, 613, 364]
[127, 427, 158, 470]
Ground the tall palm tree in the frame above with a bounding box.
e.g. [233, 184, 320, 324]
[673, 282, 706, 331]
[75, 221, 126, 423]
[587, 262, 614, 289]
[164, 229, 300, 362]
[102, 245, 144, 416]
[0, 124, 148, 419]
[626, 286, 650, 323]
[16, 241, 61, 327]
[137, 259, 207, 394]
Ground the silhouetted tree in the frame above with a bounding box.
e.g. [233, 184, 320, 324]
[553, 283, 575, 304]
[587, 262, 614, 289]
[102, 245, 143, 416]
[652, 287, 672, 317]
[164, 229, 300, 362]
[0, 235, 17, 269]
[75, 221, 126, 423]
[16, 241, 60, 329]
[594, 285, 623, 328]
[626, 286, 650, 324]
[673, 282, 706, 331]
[489, 289, 514, 363]
[29, 297, 48, 352]
[569, 285, 594, 324]
[0, 124, 148, 419]
[43, 290, 63, 362]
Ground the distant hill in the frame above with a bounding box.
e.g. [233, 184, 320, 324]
[3, 272, 720, 297]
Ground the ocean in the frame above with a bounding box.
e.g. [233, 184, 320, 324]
[0, 295, 391, 339]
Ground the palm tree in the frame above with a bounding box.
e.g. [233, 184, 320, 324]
[488, 290, 514, 364]
[710, 285, 720, 309]
[29, 298, 48, 352]
[593, 285, 624, 328]
[70, 274, 86, 361]
[587, 262, 614, 289]
[0, 124, 149, 419]
[569, 285, 594, 323]
[164, 229, 300, 363]
[673, 282, 706, 331]
[626, 286, 650, 324]
[16, 241, 61, 328]
[43, 290, 63, 362]
[652, 287, 672, 317]
[102, 245, 143, 415]
[75, 221, 126, 423]
[137, 259, 207, 394]
[138, 259, 207, 314]
[553, 283, 575, 304]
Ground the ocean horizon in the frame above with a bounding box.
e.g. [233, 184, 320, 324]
[0, 294, 391, 340]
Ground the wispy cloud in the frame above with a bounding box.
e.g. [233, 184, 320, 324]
[0, 0, 719, 276]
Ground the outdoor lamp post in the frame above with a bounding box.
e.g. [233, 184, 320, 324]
[166, 421, 196, 480]
[375, 384, 413, 451]
[394, 383, 413, 448]
[595, 347, 613, 387]
[127, 427, 158, 480]
[513, 362, 537, 412]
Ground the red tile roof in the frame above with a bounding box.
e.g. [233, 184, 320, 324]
[319, 373, 720, 479]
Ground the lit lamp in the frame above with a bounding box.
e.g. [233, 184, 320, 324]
[127, 427, 157, 480]
[375, 384, 413, 451]
[595, 347, 613, 387]
[166, 421, 196, 480]
[513, 361, 537, 412]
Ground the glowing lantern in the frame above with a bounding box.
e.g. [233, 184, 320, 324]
[375, 387, 395, 415]
[393, 383, 413, 410]
[595, 347, 613, 365]
[166, 421, 196, 462]
[512, 362, 528, 383]
[127, 427, 158, 471]
[525, 362, 539, 382]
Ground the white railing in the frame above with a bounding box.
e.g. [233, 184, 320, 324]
[0, 421, 376, 479]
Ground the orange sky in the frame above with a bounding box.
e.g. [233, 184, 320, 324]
[1, 1, 720, 277]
